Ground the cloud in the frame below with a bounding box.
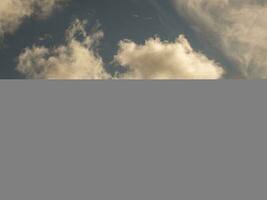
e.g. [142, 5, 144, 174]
[173, 0, 267, 79]
[114, 35, 224, 79]
[17, 20, 224, 80]
[0, 0, 64, 38]
[17, 19, 110, 79]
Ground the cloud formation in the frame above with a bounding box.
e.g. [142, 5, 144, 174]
[174, 0, 267, 79]
[17, 23, 224, 80]
[0, 0, 64, 38]
[114, 35, 224, 79]
[17, 19, 110, 79]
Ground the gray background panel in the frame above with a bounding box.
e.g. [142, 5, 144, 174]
[0, 81, 266, 200]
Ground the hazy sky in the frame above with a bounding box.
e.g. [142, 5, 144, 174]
[0, 0, 265, 79]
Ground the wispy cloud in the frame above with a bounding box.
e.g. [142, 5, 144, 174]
[0, 0, 64, 39]
[174, 0, 267, 79]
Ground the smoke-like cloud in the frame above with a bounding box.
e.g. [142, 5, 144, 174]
[0, 0, 64, 38]
[114, 35, 224, 79]
[174, 0, 267, 79]
[17, 22, 224, 80]
[17, 19, 110, 79]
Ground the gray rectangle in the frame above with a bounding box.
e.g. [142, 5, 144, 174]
[0, 81, 266, 200]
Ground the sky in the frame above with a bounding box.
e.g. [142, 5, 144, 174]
[0, 0, 266, 79]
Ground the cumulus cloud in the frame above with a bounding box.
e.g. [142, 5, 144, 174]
[0, 0, 64, 38]
[114, 35, 224, 79]
[174, 0, 267, 79]
[17, 19, 110, 79]
[17, 21, 224, 80]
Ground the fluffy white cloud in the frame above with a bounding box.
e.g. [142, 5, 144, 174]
[114, 35, 224, 79]
[17, 22, 224, 80]
[0, 0, 64, 38]
[174, 0, 267, 79]
[17, 19, 110, 79]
